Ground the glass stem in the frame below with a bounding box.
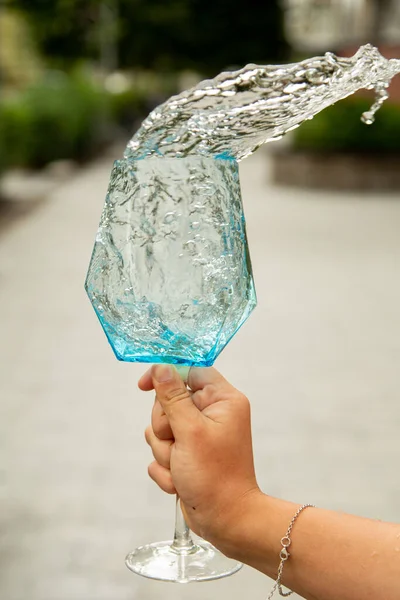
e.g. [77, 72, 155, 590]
[171, 495, 196, 554]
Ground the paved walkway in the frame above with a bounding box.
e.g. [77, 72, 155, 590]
[1, 149, 400, 600]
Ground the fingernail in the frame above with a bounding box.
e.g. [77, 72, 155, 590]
[154, 364, 174, 382]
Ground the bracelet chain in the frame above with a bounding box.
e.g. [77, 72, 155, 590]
[267, 503, 315, 599]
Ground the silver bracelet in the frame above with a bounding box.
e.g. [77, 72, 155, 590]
[267, 504, 315, 599]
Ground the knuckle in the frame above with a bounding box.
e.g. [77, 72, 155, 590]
[238, 392, 250, 408]
[165, 483, 176, 495]
[147, 462, 156, 480]
[152, 420, 165, 439]
[163, 473, 176, 495]
[206, 384, 220, 402]
[232, 390, 250, 408]
[165, 387, 191, 404]
[144, 426, 152, 444]
[203, 383, 225, 404]
[159, 456, 170, 470]
[147, 462, 175, 494]
[185, 420, 203, 440]
[157, 441, 172, 469]
[151, 410, 169, 440]
[152, 418, 172, 441]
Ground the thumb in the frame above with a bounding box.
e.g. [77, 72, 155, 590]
[151, 364, 201, 439]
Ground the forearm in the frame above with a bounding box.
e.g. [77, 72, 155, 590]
[221, 492, 400, 600]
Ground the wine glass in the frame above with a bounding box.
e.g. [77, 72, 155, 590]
[85, 154, 256, 581]
[126, 479, 242, 581]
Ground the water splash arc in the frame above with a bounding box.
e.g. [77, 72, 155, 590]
[125, 44, 400, 162]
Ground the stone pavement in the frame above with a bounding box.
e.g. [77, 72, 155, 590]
[1, 149, 399, 600]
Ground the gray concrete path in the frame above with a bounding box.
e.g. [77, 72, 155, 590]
[1, 149, 400, 600]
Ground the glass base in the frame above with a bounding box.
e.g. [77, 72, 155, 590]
[125, 540, 243, 583]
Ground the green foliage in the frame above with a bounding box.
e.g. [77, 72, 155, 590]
[0, 70, 173, 173]
[12, 0, 287, 74]
[0, 98, 32, 171]
[0, 72, 110, 170]
[106, 71, 178, 130]
[293, 98, 400, 154]
[11, 0, 100, 66]
[27, 73, 110, 167]
[0, 8, 43, 87]
[109, 86, 148, 129]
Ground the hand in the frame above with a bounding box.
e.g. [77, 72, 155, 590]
[139, 364, 261, 553]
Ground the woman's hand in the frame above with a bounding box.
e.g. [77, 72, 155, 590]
[139, 364, 261, 552]
[139, 364, 400, 600]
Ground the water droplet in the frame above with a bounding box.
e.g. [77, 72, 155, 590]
[184, 240, 197, 255]
[164, 211, 177, 224]
[361, 112, 374, 125]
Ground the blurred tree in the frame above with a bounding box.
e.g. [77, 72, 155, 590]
[10, 0, 287, 74]
[119, 0, 287, 73]
[10, 0, 99, 66]
[118, 0, 191, 71]
[191, 0, 287, 71]
[0, 8, 43, 88]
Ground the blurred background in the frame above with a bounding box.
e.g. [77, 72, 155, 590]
[0, 1, 399, 599]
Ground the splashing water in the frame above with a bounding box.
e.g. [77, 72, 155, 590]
[126, 44, 400, 161]
[86, 44, 400, 366]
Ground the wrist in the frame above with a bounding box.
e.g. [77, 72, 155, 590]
[217, 490, 273, 564]
[215, 491, 301, 576]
